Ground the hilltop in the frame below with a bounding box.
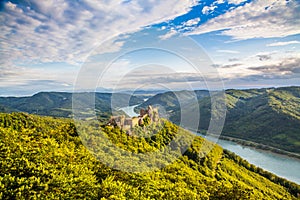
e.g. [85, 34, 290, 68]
[0, 112, 299, 199]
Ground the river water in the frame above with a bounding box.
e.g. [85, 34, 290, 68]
[119, 105, 139, 117]
[216, 139, 300, 184]
[120, 105, 300, 184]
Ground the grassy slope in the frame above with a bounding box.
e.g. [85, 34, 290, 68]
[0, 112, 299, 199]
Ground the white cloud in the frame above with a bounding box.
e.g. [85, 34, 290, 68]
[160, 26, 167, 30]
[183, 18, 201, 26]
[0, 0, 196, 67]
[228, 0, 247, 5]
[216, 50, 300, 80]
[215, 0, 225, 4]
[159, 29, 178, 40]
[5, 1, 17, 9]
[267, 40, 300, 47]
[0, 0, 198, 94]
[91, 40, 126, 56]
[188, 0, 300, 40]
[0, 63, 78, 88]
[202, 5, 217, 15]
[217, 50, 240, 54]
[159, 17, 200, 40]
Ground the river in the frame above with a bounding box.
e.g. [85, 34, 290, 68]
[216, 138, 300, 184]
[120, 105, 300, 184]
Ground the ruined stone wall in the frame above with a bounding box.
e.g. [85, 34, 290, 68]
[108, 105, 159, 132]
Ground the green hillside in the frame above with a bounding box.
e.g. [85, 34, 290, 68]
[139, 87, 300, 154]
[0, 92, 144, 118]
[222, 87, 300, 153]
[1, 87, 299, 154]
[0, 112, 299, 199]
[135, 90, 209, 112]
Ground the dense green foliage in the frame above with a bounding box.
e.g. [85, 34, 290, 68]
[3, 87, 299, 154]
[139, 86, 300, 154]
[0, 92, 144, 118]
[0, 112, 299, 199]
[222, 87, 300, 154]
[135, 90, 209, 113]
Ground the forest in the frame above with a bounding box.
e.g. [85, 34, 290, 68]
[0, 112, 299, 199]
[137, 86, 300, 154]
[1, 87, 299, 154]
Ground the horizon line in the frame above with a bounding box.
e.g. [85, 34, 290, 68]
[1, 85, 299, 98]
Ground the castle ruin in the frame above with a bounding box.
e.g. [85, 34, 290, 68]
[107, 105, 159, 133]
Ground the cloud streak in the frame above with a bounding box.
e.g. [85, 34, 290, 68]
[217, 50, 240, 54]
[187, 0, 300, 40]
[249, 57, 300, 76]
[267, 41, 300, 47]
[217, 53, 300, 82]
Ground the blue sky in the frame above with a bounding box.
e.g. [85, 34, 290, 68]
[0, 0, 300, 96]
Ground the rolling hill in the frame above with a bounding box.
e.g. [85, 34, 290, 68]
[1, 86, 299, 154]
[0, 112, 299, 199]
[0, 92, 145, 119]
[138, 86, 300, 154]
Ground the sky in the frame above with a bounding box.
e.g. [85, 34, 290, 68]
[0, 0, 300, 96]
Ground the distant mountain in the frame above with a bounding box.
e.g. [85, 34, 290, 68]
[119, 89, 169, 96]
[135, 90, 209, 112]
[0, 92, 145, 118]
[138, 86, 300, 154]
[95, 87, 168, 97]
[1, 87, 300, 154]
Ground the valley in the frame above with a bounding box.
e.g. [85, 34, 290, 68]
[137, 86, 300, 154]
[1, 86, 300, 199]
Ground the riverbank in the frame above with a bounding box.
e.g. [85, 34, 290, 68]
[218, 135, 300, 160]
[193, 130, 300, 184]
[120, 104, 300, 183]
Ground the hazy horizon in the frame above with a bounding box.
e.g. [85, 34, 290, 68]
[1, 85, 299, 97]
